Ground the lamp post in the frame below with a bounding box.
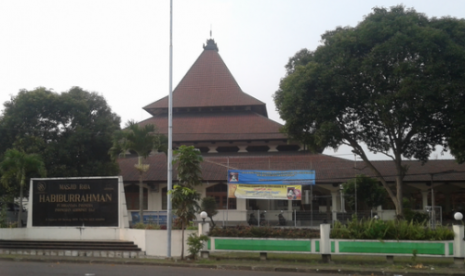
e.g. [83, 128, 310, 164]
[199, 211, 208, 236]
[200, 211, 208, 223]
[454, 212, 463, 224]
[453, 212, 464, 266]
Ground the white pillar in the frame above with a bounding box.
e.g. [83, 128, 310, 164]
[331, 191, 339, 222]
[331, 191, 340, 212]
[422, 190, 429, 210]
[320, 223, 331, 256]
[339, 185, 345, 212]
[453, 225, 464, 257]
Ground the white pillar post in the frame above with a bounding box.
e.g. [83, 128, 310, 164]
[421, 190, 429, 210]
[453, 224, 464, 266]
[320, 224, 331, 263]
[331, 191, 339, 222]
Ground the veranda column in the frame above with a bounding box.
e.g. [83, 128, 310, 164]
[331, 191, 340, 222]
[422, 190, 429, 210]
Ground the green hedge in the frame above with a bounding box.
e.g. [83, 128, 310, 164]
[208, 226, 320, 239]
[331, 217, 454, 240]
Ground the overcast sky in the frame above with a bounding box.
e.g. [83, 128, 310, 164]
[1, 0, 463, 161]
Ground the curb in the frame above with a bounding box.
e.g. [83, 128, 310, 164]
[1, 255, 464, 276]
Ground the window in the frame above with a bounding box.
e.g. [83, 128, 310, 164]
[125, 184, 148, 210]
[206, 183, 236, 209]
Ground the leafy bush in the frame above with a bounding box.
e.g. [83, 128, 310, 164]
[331, 216, 454, 240]
[133, 222, 161, 230]
[208, 226, 320, 239]
[187, 233, 209, 259]
[0, 204, 7, 228]
[172, 218, 198, 230]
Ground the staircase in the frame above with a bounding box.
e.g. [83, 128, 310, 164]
[0, 240, 145, 258]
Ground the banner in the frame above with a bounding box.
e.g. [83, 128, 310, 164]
[130, 211, 175, 225]
[228, 184, 302, 200]
[227, 170, 315, 185]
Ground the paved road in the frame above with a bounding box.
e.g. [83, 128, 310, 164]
[0, 260, 347, 276]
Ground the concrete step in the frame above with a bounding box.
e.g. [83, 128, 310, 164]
[0, 240, 145, 258]
[0, 240, 139, 250]
[0, 248, 145, 258]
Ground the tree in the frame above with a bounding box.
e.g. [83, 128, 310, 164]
[201, 196, 218, 230]
[173, 145, 203, 188]
[0, 87, 122, 177]
[0, 149, 46, 226]
[449, 110, 465, 163]
[170, 185, 200, 260]
[342, 175, 386, 211]
[110, 121, 167, 223]
[274, 6, 465, 217]
[171, 145, 203, 259]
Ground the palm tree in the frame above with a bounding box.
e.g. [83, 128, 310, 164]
[109, 120, 167, 223]
[0, 148, 46, 227]
[170, 185, 200, 260]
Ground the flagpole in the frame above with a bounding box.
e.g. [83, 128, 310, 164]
[167, 0, 173, 258]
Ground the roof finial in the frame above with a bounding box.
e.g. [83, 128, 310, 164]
[210, 24, 212, 38]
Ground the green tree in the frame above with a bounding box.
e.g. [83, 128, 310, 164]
[274, 6, 465, 217]
[173, 145, 203, 188]
[342, 175, 386, 211]
[0, 149, 46, 226]
[170, 185, 200, 260]
[0, 87, 121, 177]
[110, 121, 167, 223]
[201, 196, 218, 230]
[449, 111, 465, 163]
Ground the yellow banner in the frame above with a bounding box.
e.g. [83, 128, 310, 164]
[228, 184, 302, 200]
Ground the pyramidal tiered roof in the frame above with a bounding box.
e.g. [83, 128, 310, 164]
[144, 39, 267, 117]
[139, 39, 288, 145]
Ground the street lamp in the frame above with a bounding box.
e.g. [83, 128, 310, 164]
[454, 212, 463, 221]
[200, 211, 208, 223]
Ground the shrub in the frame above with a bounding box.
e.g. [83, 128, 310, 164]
[331, 216, 454, 240]
[187, 233, 209, 259]
[208, 226, 320, 239]
[133, 222, 161, 230]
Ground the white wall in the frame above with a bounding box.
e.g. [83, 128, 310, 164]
[0, 228, 197, 257]
[0, 227, 121, 240]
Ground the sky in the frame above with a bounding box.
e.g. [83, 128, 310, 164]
[1, 0, 463, 161]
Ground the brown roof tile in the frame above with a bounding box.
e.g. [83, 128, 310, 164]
[143, 47, 265, 113]
[118, 152, 465, 184]
[138, 111, 286, 142]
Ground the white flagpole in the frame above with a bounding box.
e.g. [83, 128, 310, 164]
[167, 0, 174, 257]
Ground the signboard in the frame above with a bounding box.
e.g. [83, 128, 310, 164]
[228, 184, 302, 200]
[130, 211, 173, 225]
[32, 178, 119, 227]
[227, 170, 315, 185]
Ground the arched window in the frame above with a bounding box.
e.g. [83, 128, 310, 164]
[124, 184, 148, 210]
[206, 183, 236, 209]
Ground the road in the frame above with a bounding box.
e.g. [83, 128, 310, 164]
[0, 260, 348, 276]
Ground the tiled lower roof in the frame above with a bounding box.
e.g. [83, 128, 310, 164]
[117, 152, 465, 184]
[138, 111, 287, 142]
